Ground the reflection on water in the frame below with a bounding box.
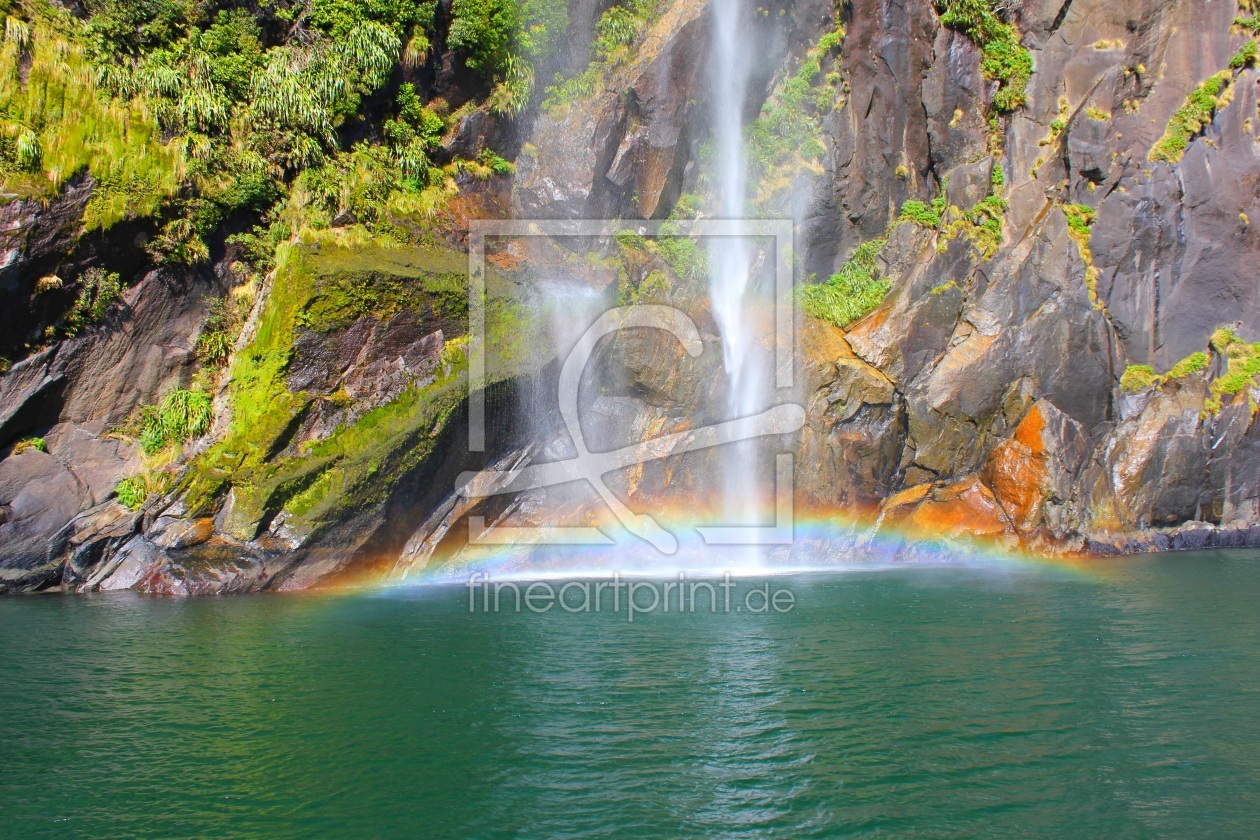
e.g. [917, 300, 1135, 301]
[2, 550, 1259, 838]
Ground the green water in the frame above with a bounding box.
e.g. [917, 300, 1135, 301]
[2, 551, 1259, 838]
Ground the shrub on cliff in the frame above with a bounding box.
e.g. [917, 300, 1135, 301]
[1149, 72, 1232, 163]
[798, 239, 891, 330]
[137, 388, 213, 455]
[935, 0, 1032, 112]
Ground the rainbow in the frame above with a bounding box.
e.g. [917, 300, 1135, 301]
[360, 502, 1110, 593]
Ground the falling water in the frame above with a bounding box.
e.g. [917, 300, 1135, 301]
[707, 0, 764, 530]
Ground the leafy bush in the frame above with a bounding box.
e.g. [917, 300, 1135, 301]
[798, 239, 890, 329]
[85, 0, 198, 55]
[138, 388, 213, 454]
[898, 200, 941, 228]
[309, 0, 437, 40]
[449, 0, 565, 79]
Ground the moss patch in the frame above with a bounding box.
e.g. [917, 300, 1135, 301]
[180, 235, 536, 538]
[1120, 364, 1158, 392]
[1149, 71, 1233, 163]
[1205, 328, 1260, 414]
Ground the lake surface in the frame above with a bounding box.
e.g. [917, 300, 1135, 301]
[2, 549, 1259, 838]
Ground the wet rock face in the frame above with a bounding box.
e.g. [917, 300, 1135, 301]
[789, 0, 1260, 553]
[0, 266, 216, 446]
[514, 0, 824, 221]
[0, 172, 94, 356]
[287, 310, 446, 445]
[513, 0, 715, 220]
[0, 264, 219, 591]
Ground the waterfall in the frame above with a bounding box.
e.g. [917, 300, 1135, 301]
[707, 0, 764, 532]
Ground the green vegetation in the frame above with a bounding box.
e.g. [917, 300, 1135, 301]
[898, 200, 941, 229]
[296, 271, 467, 333]
[178, 238, 533, 536]
[450, 0, 569, 115]
[1062, 203, 1096, 239]
[891, 165, 1007, 260]
[1205, 328, 1260, 414]
[1118, 332, 1260, 414]
[1120, 364, 1159, 392]
[60, 268, 122, 338]
[745, 15, 845, 208]
[656, 197, 709, 282]
[114, 475, 148, 510]
[1121, 351, 1211, 392]
[797, 238, 891, 330]
[935, 0, 1032, 112]
[942, 193, 1007, 259]
[1230, 39, 1258, 69]
[542, 0, 657, 110]
[930, 280, 959, 295]
[1149, 71, 1233, 162]
[12, 436, 46, 454]
[1167, 351, 1210, 380]
[195, 296, 245, 368]
[0, 6, 183, 225]
[135, 388, 213, 455]
[0, 1, 563, 531]
[606, 198, 708, 303]
[3, 0, 526, 271]
[1061, 203, 1102, 307]
[1086, 106, 1111, 121]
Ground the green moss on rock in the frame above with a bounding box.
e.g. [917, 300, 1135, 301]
[1149, 71, 1233, 163]
[1120, 364, 1158, 391]
[181, 236, 537, 540]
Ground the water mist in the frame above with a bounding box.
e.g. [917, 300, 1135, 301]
[707, 0, 765, 536]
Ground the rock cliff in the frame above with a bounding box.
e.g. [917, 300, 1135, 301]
[1, 0, 1257, 592]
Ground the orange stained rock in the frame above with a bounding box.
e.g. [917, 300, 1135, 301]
[982, 439, 1048, 532]
[1013, 402, 1047, 454]
[881, 478, 1013, 541]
